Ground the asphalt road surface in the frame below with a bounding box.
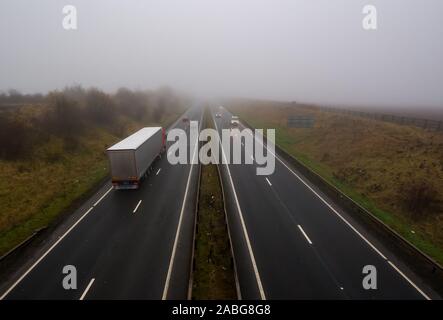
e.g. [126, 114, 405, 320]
[212, 106, 436, 300]
[1, 105, 438, 300]
[0, 107, 202, 300]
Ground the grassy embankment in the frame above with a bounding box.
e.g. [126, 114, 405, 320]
[229, 100, 443, 265]
[192, 109, 237, 299]
[0, 104, 181, 257]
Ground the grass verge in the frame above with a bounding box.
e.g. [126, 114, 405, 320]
[0, 111, 182, 257]
[229, 101, 443, 266]
[192, 108, 237, 299]
[192, 163, 237, 299]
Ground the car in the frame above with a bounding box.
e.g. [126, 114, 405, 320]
[182, 117, 189, 123]
[215, 113, 222, 118]
[230, 116, 239, 126]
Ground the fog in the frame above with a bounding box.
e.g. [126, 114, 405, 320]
[1, 0, 442, 108]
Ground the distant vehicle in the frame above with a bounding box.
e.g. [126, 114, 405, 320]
[215, 113, 222, 118]
[182, 117, 190, 123]
[107, 127, 165, 189]
[231, 116, 239, 126]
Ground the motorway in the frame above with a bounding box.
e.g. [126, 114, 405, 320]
[212, 106, 437, 300]
[0, 104, 438, 300]
[0, 107, 202, 300]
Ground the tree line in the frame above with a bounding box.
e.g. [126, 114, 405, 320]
[0, 86, 189, 160]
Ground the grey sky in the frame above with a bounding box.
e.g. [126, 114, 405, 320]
[1, 0, 442, 108]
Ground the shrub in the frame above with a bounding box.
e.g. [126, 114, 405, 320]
[114, 88, 149, 120]
[0, 116, 30, 159]
[85, 88, 117, 125]
[399, 180, 439, 219]
[44, 92, 83, 137]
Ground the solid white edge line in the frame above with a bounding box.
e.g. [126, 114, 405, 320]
[387, 261, 430, 300]
[0, 206, 95, 300]
[79, 278, 95, 300]
[156, 168, 161, 175]
[93, 186, 113, 207]
[244, 127, 387, 260]
[297, 225, 313, 245]
[240, 119, 431, 300]
[162, 112, 202, 300]
[265, 178, 272, 186]
[0, 110, 193, 301]
[133, 200, 142, 214]
[213, 112, 266, 300]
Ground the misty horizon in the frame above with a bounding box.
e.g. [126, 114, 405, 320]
[1, 0, 443, 109]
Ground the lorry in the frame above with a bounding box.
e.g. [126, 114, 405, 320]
[107, 127, 166, 189]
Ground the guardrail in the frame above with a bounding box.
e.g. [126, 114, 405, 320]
[240, 117, 443, 295]
[305, 105, 443, 132]
[0, 109, 190, 268]
[0, 228, 47, 263]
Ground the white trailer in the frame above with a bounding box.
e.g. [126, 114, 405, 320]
[107, 127, 165, 189]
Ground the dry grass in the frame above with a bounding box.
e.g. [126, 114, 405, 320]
[0, 106, 181, 256]
[230, 100, 443, 265]
[192, 109, 237, 299]
[0, 127, 126, 255]
[192, 163, 237, 299]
